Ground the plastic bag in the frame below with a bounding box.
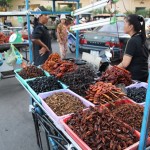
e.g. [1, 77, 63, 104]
[4, 44, 23, 66]
[0, 53, 3, 66]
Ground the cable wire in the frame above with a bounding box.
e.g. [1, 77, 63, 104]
[122, 0, 128, 12]
[114, 3, 122, 59]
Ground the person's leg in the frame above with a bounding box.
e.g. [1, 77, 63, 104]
[59, 43, 66, 59]
[64, 42, 68, 58]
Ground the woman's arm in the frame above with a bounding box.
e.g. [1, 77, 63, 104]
[118, 54, 132, 68]
[32, 39, 49, 51]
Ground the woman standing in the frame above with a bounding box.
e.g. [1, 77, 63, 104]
[32, 6, 52, 66]
[118, 14, 149, 82]
[57, 14, 68, 59]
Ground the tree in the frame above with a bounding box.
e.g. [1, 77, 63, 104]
[56, 6, 73, 12]
[125, 10, 135, 15]
[147, 9, 150, 18]
[135, 9, 150, 18]
[46, 6, 52, 11]
[0, 0, 12, 7]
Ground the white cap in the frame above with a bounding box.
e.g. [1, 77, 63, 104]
[146, 19, 150, 30]
[60, 14, 66, 20]
[79, 17, 86, 24]
[34, 7, 41, 19]
[34, 6, 48, 19]
[81, 17, 86, 22]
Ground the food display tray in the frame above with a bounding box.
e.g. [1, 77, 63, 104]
[125, 82, 148, 106]
[25, 77, 68, 103]
[61, 114, 141, 150]
[61, 99, 150, 150]
[14, 68, 50, 87]
[38, 89, 95, 123]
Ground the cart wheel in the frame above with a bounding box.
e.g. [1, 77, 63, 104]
[69, 44, 76, 53]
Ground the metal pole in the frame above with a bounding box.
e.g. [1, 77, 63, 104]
[138, 71, 150, 150]
[25, 0, 33, 63]
[75, 1, 80, 59]
[52, 0, 56, 12]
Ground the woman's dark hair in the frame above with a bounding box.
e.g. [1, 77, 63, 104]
[33, 17, 39, 28]
[125, 14, 146, 44]
[33, 6, 47, 28]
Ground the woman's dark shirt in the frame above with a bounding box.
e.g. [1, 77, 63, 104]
[32, 23, 52, 66]
[125, 33, 149, 82]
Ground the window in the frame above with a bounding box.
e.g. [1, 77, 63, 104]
[18, 4, 40, 11]
[136, 7, 145, 12]
[18, 5, 25, 11]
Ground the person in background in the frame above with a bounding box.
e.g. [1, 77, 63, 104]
[32, 6, 52, 66]
[57, 14, 68, 59]
[118, 14, 149, 82]
[4, 17, 12, 28]
[23, 20, 34, 34]
[79, 17, 86, 24]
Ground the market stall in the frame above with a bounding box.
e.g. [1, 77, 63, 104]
[13, 51, 150, 150]
[9, 0, 150, 149]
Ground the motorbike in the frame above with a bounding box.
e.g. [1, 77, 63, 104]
[67, 32, 76, 53]
[67, 31, 87, 53]
[98, 47, 113, 75]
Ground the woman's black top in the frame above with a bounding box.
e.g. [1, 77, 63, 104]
[125, 33, 149, 82]
[32, 23, 52, 66]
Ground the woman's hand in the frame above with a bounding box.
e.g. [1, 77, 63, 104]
[39, 47, 49, 56]
[21, 62, 27, 68]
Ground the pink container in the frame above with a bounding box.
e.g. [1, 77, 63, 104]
[61, 115, 141, 150]
[101, 98, 136, 109]
[38, 89, 95, 123]
[61, 116, 92, 150]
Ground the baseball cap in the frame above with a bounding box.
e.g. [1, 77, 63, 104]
[34, 6, 48, 19]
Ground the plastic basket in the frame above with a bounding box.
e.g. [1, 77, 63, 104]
[102, 99, 150, 145]
[125, 82, 148, 106]
[38, 89, 95, 123]
[14, 67, 50, 86]
[61, 114, 141, 150]
[101, 98, 135, 110]
[25, 77, 67, 103]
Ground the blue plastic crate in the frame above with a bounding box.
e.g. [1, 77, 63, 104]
[25, 77, 68, 103]
[14, 67, 50, 86]
[14, 68, 25, 85]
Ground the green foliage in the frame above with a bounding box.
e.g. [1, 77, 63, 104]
[92, 7, 119, 15]
[136, 9, 147, 18]
[46, 6, 52, 11]
[92, 9, 103, 15]
[92, 7, 109, 15]
[56, 6, 73, 12]
[147, 9, 150, 18]
[125, 9, 150, 18]
[67, 4, 72, 8]
[125, 10, 135, 15]
[0, 0, 12, 7]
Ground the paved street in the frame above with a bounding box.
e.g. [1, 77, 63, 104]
[0, 41, 80, 150]
[51, 40, 81, 59]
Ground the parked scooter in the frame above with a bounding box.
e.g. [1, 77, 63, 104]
[67, 31, 84, 53]
[146, 25, 150, 39]
[98, 47, 113, 75]
[68, 32, 76, 53]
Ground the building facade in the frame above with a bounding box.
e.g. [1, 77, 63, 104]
[9, 0, 150, 14]
[116, 0, 150, 13]
[9, 0, 92, 11]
